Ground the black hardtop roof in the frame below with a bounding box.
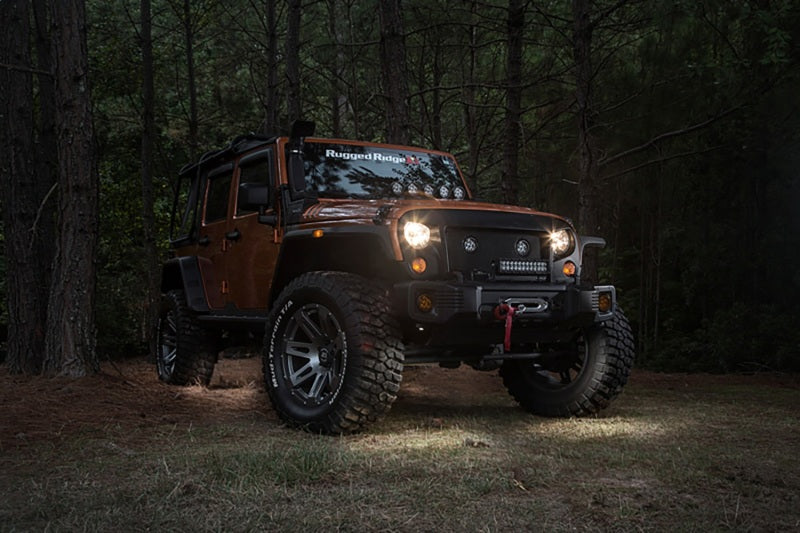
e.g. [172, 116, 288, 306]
[178, 133, 277, 177]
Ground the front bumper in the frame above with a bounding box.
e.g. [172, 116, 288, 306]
[394, 280, 616, 327]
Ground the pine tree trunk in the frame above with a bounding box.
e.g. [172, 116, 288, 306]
[43, 0, 99, 377]
[378, 0, 410, 145]
[264, 0, 279, 135]
[1, 0, 49, 374]
[502, 0, 524, 206]
[573, 0, 601, 282]
[141, 0, 159, 357]
[183, 0, 198, 157]
[286, 0, 302, 126]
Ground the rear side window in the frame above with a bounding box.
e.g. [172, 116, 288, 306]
[236, 149, 274, 216]
[204, 170, 232, 224]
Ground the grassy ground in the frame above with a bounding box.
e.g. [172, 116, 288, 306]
[1, 361, 798, 532]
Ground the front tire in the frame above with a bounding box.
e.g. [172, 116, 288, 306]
[155, 290, 217, 385]
[500, 308, 635, 417]
[264, 272, 404, 434]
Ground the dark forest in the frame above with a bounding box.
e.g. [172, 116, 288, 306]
[2, 0, 799, 374]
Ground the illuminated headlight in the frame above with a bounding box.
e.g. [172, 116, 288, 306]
[404, 222, 431, 249]
[549, 229, 573, 258]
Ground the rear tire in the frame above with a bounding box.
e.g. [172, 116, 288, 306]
[263, 272, 404, 434]
[500, 308, 635, 417]
[155, 290, 217, 385]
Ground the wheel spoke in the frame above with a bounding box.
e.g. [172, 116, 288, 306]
[307, 371, 329, 400]
[297, 308, 324, 341]
[162, 347, 177, 365]
[288, 360, 316, 387]
[285, 340, 314, 358]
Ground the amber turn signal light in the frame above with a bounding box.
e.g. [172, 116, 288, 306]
[312, 229, 324, 238]
[416, 293, 433, 313]
[598, 291, 612, 313]
[562, 261, 576, 277]
[411, 257, 427, 274]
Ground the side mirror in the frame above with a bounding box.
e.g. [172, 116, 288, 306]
[239, 183, 276, 225]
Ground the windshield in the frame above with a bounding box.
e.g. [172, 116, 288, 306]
[303, 141, 468, 200]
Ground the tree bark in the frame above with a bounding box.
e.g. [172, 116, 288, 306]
[378, 0, 410, 145]
[183, 0, 198, 157]
[573, 0, 601, 282]
[140, 0, 159, 356]
[1, 0, 49, 374]
[263, 0, 279, 135]
[43, 0, 99, 377]
[502, 0, 524, 206]
[286, 0, 302, 126]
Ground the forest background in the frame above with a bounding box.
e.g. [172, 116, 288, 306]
[2, 0, 799, 374]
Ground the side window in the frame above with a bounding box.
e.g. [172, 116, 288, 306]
[204, 170, 233, 224]
[236, 149, 274, 216]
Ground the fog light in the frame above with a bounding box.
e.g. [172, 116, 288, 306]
[598, 291, 612, 312]
[411, 257, 427, 274]
[416, 293, 433, 313]
[562, 261, 576, 277]
[312, 229, 324, 238]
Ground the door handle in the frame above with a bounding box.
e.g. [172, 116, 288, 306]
[225, 229, 241, 241]
[198, 236, 210, 246]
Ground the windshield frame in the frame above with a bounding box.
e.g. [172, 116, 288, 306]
[299, 139, 471, 201]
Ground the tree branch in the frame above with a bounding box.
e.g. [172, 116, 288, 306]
[599, 107, 739, 167]
[602, 145, 724, 180]
[0, 62, 51, 77]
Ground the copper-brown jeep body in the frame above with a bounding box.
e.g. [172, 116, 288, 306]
[157, 121, 634, 433]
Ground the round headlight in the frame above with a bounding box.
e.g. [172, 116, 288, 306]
[404, 222, 431, 249]
[549, 229, 573, 257]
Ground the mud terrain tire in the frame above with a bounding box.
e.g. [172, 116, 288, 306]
[156, 290, 217, 385]
[500, 308, 635, 417]
[264, 272, 404, 434]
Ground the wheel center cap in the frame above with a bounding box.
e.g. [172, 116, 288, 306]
[318, 347, 331, 367]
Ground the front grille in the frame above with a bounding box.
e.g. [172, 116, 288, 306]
[444, 227, 549, 280]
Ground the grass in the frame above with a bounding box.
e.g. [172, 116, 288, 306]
[1, 375, 799, 532]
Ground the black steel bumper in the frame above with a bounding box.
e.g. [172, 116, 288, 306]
[394, 280, 616, 327]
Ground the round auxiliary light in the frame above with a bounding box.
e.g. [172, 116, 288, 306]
[411, 257, 427, 274]
[424, 184, 435, 196]
[515, 238, 530, 257]
[439, 185, 450, 199]
[453, 186, 466, 200]
[562, 261, 576, 277]
[463, 236, 478, 253]
[407, 183, 418, 195]
[391, 181, 403, 195]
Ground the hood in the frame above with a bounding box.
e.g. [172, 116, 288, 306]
[302, 198, 569, 226]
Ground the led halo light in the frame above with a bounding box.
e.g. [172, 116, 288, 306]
[515, 238, 530, 257]
[403, 221, 431, 249]
[549, 229, 572, 257]
[463, 235, 478, 253]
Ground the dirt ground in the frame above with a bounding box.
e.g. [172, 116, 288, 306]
[1, 355, 798, 448]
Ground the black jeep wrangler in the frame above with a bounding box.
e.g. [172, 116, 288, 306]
[157, 121, 635, 433]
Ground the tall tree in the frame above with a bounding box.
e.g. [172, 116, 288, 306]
[182, 0, 199, 156]
[378, 0, 410, 144]
[1, 0, 50, 374]
[43, 0, 99, 376]
[140, 0, 159, 355]
[264, 0, 279, 134]
[286, 0, 302, 126]
[501, 0, 524, 206]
